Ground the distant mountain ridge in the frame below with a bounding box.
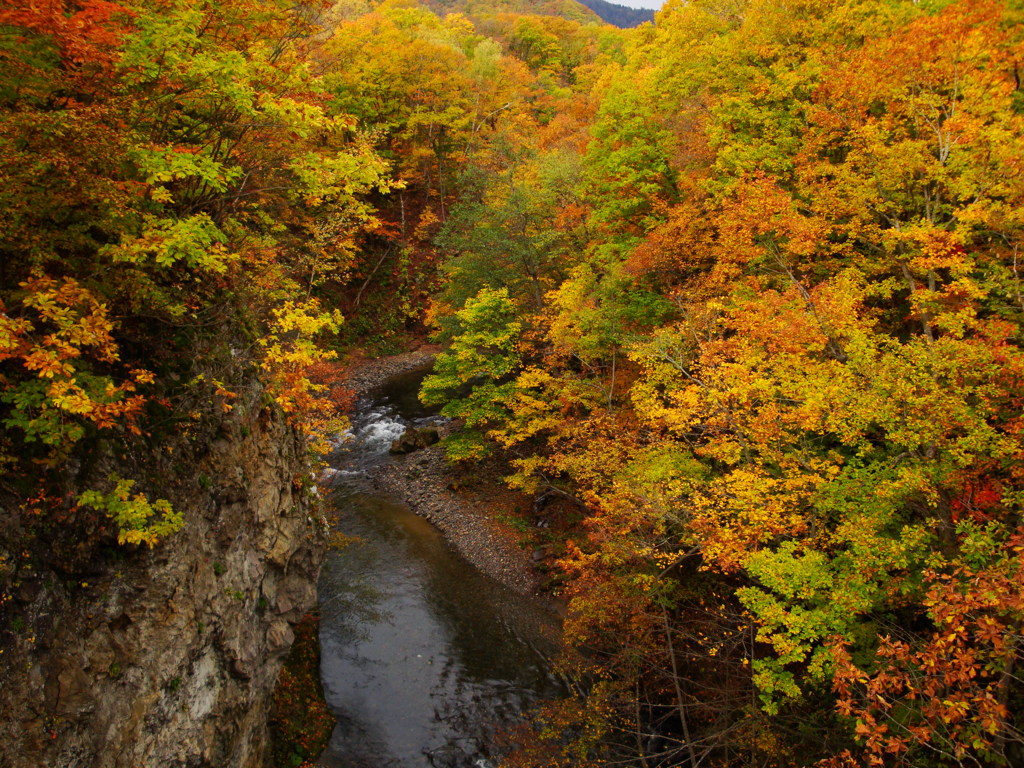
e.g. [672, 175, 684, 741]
[576, 0, 654, 27]
[420, 0, 602, 24]
[417, 0, 653, 28]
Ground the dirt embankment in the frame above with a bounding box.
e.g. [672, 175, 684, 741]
[338, 347, 554, 598]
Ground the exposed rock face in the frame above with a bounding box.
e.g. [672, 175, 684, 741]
[0, 401, 324, 768]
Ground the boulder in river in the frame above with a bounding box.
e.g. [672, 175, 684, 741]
[389, 426, 440, 454]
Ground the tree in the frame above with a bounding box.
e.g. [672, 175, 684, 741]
[0, 0, 392, 547]
[420, 286, 523, 460]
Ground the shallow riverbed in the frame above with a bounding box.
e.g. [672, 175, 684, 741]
[316, 368, 563, 768]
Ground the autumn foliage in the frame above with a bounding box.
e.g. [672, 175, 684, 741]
[417, 0, 1024, 765]
[3, 0, 1024, 765]
[0, 0, 385, 548]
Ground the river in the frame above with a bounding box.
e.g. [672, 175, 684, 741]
[316, 368, 565, 768]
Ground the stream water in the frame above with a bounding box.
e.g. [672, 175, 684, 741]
[316, 368, 564, 768]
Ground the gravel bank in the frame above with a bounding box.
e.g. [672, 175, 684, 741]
[340, 346, 441, 396]
[370, 440, 543, 595]
[338, 347, 546, 597]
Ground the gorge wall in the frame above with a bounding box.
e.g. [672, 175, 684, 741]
[0, 395, 324, 768]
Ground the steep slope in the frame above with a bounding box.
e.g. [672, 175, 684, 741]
[0, 391, 323, 768]
[0, 2, 364, 763]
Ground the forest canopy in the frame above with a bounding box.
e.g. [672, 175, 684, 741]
[2, 0, 1023, 766]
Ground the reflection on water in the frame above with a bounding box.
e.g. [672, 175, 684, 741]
[317, 367, 563, 768]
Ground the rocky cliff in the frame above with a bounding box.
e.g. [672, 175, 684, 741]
[0, 397, 324, 768]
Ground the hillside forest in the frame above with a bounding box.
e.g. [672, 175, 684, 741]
[2, 0, 1024, 766]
